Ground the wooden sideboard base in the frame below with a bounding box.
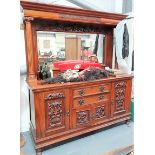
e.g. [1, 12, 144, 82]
[27, 77, 133, 154]
[30, 113, 131, 152]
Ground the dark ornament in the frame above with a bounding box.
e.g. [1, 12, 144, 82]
[115, 81, 126, 111]
[122, 23, 129, 59]
[39, 62, 51, 80]
[132, 50, 134, 71]
[47, 101, 63, 128]
[35, 20, 106, 34]
[77, 110, 89, 124]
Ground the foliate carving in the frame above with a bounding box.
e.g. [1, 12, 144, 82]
[115, 81, 126, 111]
[44, 93, 65, 100]
[24, 16, 34, 22]
[47, 101, 63, 128]
[96, 106, 105, 119]
[77, 110, 89, 124]
[115, 81, 126, 88]
[35, 20, 106, 33]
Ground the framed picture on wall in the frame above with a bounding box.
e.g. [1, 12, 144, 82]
[43, 40, 50, 49]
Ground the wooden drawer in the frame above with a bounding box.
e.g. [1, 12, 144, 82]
[73, 93, 110, 108]
[73, 83, 111, 98]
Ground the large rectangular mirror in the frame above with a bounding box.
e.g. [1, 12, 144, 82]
[37, 31, 105, 63]
[37, 31, 105, 79]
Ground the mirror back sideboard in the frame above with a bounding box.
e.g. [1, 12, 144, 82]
[20, 1, 133, 155]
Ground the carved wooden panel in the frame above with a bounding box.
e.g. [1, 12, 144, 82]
[95, 106, 105, 119]
[115, 81, 126, 111]
[47, 100, 63, 129]
[44, 93, 65, 100]
[115, 81, 126, 88]
[35, 20, 107, 34]
[76, 110, 89, 125]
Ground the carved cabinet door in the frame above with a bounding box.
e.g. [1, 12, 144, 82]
[111, 80, 132, 117]
[91, 100, 110, 125]
[72, 105, 93, 129]
[44, 92, 69, 135]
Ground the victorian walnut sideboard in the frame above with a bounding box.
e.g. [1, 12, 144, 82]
[20, 1, 133, 154]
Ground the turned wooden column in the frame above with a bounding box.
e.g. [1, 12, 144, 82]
[24, 16, 36, 80]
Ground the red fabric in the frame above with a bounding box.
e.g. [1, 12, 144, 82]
[53, 60, 101, 71]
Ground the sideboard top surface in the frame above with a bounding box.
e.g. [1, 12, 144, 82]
[27, 74, 133, 92]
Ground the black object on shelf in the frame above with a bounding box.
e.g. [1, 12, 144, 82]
[38, 62, 51, 80]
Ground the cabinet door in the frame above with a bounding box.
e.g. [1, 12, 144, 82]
[111, 80, 131, 117]
[72, 105, 93, 129]
[44, 92, 69, 135]
[92, 100, 110, 125]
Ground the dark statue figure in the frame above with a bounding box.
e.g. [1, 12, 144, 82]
[39, 62, 51, 80]
[122, 23, 129, 59]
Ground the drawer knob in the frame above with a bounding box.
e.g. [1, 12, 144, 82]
[79, 89, 85, 96]
[99, 86, 105, 92]
[99, 95, 105, 100]
[78, 99, 84, 106]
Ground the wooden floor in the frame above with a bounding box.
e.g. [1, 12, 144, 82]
[102, 145, 134, 155]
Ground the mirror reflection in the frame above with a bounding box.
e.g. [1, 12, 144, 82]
[37, 31, 105, 63]
[37, 31, 105, 79]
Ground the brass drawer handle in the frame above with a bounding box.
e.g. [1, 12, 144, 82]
[78, 89, 85, 96]
[99, 95, 105, 100]
[99, 86, 105, 92]
[78, 99, 84, 106]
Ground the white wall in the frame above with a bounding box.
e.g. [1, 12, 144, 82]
[30, 0, 81, 8]
[37, 32, 58, 55]
[88, 0, 123, 13]
[115, 0, 123, 13]
[93, 0, 115, 12]
[97, 35, 104, 63]
[20, 29, 30, 132]
[20, 74, 30, 132]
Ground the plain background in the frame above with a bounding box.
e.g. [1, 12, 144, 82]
[0, 0, 155, 155]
